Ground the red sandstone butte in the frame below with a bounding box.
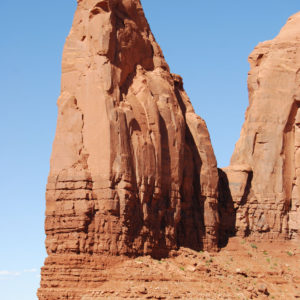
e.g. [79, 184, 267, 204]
[38, 0, 219, 298]
[223, 12, 300, 241]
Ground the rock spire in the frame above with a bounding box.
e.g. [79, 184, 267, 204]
[38, 0, 219, 298]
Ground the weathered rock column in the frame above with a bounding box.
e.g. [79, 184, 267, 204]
[38, 1, 219, 298]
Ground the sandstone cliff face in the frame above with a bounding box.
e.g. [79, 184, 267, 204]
[225, 13, 300, 241]
[38, 0, 219, 298]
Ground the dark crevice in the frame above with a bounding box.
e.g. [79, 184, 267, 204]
[95, 1, 109, 12]
[240, 171, 253, 206]
[217, 169, 236, 248]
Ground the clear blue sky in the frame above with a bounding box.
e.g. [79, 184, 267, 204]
[0, 1, 299, 299]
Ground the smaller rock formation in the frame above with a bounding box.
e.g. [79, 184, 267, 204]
[224, 12, 300, 241]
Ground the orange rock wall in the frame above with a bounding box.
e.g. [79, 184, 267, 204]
[38, 0, 219, 298]
[38, 2, 300, 299]
[225, 13, 300, 241]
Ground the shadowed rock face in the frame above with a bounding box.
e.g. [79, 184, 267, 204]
[38, 0, 219, 298]
[223, 12, 300, 241]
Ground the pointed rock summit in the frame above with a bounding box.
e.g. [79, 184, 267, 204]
[38, 0, 219, 298]
[223, 12, 300, 241]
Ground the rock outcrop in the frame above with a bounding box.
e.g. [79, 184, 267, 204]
[224, 12, 300, 241]
[38, 0, 219, 298]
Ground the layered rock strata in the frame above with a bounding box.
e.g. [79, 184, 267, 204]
[225, 12, 300, 241]
[38, 0, 219, 298]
